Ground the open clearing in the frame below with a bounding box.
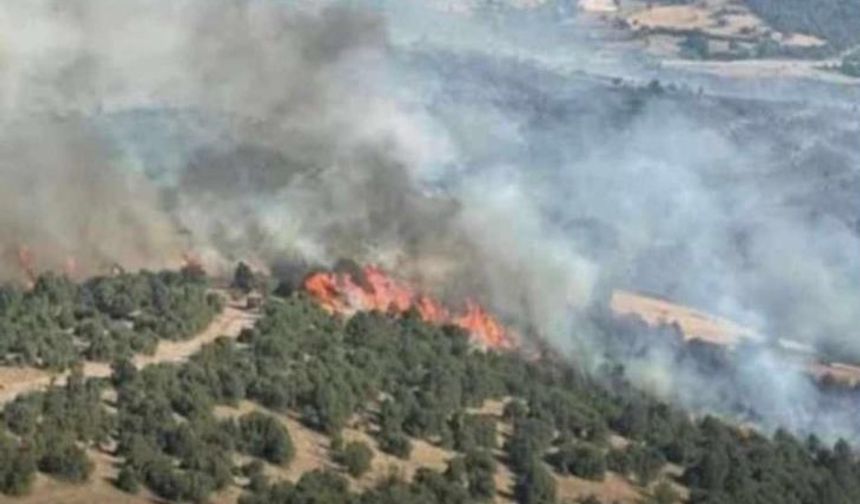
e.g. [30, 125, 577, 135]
[611, 289, 860, 386]
[211, 400, 646, 504]
[10, 396, 650, 504]
[610, 289, 761, 347]
[627, 1, 767, 39]
[623, 0, 825, 46]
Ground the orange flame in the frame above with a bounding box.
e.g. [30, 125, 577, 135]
[302, 265, 513, 349]
[456, 300, 509, 349]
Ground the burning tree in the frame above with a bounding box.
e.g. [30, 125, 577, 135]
[301, 264, 513, 349]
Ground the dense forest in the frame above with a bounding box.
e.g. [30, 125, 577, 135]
[2, 267, 860, 503]
[0, 269, 221, 370]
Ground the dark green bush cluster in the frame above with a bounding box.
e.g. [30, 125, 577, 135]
[0, 368, 110, 494]
[4, 282, 860, 504]
[333, 440, 374, 477]
[0, 269, 221, 370]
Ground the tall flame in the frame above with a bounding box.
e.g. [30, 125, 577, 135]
[455, 300, 508, 349]
[302, 265, 513, 349]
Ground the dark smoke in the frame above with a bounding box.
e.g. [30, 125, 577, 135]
[3, 0, 860, 441]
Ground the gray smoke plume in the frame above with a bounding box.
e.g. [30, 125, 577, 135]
[2, 0, 860, 441]
[0, 117, 183, 278]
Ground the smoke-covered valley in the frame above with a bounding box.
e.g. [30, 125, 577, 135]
[1, 0, 860, 441]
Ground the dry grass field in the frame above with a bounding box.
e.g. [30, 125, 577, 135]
[611, 289, 860, 386]
[610, 290, 762, 347]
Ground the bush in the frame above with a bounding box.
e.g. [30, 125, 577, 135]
[241, 469, 351, 504]
[451, 413, 497, 451]
[550, 442, 606, 481]
[37, 440, 93, 483]
[115, 466, 140, 494]
[607, 447, 631, 475]
[3, 399, 38, 437]
[237, 412, 295, 466]
[378, 431, 412, 460]
[241, 460, 268, 492]
[414, 467, 471, 503]
[0, 434, 35, 496]
[649, 480, 681, 504]
[464, 449, 497, 500]
[503, 400, 528, 422]
[336, 441, 374, 477]
[144, 462, 185, 501]
[514, 461, 557, 504]
[505, 418, 555, 473]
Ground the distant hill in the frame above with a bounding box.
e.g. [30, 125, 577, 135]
[745, 0, 860, 50]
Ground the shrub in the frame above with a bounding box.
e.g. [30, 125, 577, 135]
[336, 440, 374, 477]
[0, 434, 35, 496]
[237, 412, 295, 466]
[550, 442, 606, 481]
[378, 431, 412, 460]
[451, 413, 497, 451]
[514, 461, 557, 504]
[115, 466, 140, 494]
[464, 449, 497, 500]
[37, 440, 93, 483]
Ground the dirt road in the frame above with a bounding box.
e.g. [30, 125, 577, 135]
[0, 298, 259, 406]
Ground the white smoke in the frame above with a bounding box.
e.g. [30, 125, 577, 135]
[1, 0, 860, 441]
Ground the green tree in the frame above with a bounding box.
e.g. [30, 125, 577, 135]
[115, 466, 140, 494]
[514, 461, 557, 504]
[237, 412, 295, 466]
[309, 380, 354, 434]
[36, 437, 93, 483]
[0, 434, 35, 496]
[550, 442, 606, 481]
[645, 480, 681, 504]
[337, 441, 374, 478]
[378, 429, 412, 460]
[506, 418, 554, 473]
[451, 413, 497, 451]
[463, 449, 497, 500]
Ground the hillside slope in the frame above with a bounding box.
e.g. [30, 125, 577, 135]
[3, 271, 860, 503]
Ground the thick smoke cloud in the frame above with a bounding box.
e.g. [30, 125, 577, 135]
[2, 0, 860, 440]
[0, 118, 183, 278]
[0, 0, 595, 336]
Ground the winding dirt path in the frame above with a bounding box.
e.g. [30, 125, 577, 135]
[0, 295, 259, 406]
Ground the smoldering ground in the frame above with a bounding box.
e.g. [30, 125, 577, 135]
[1, 0, 860, 440]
